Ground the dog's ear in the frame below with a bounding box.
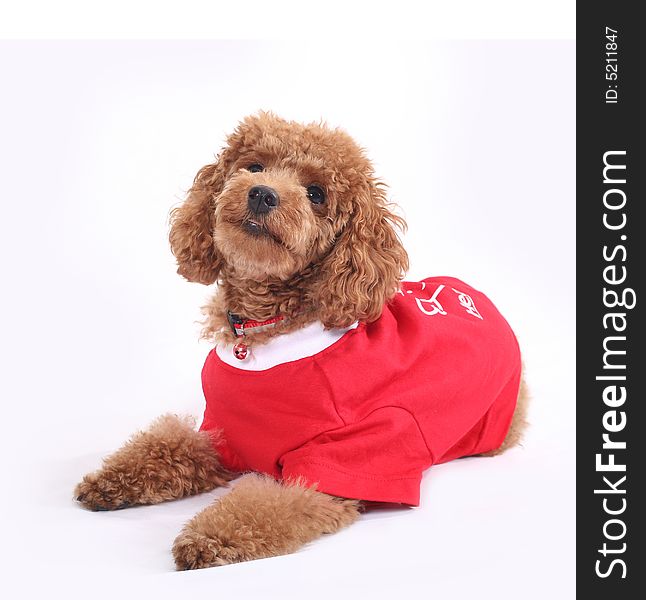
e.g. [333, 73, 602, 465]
[169, 161, 224, 285]
[315, 179, 409, 328]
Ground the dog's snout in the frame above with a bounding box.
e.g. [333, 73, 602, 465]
[248, 185, 280, 215]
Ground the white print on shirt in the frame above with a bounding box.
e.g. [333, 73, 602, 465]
[451, 287, 483, 320]
[415, 284, 447, 316]
[398, 282, 485, 320]
[397, 280, 426, 296]
[398, 283, 447, 316]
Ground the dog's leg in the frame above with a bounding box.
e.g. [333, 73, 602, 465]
[75, 414, 231, 511]
[172, 475, 361, 569]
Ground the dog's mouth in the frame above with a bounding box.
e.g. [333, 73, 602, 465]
[241, 219, 282, 244]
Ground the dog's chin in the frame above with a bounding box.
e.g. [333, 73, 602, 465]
[214, 222, 306, 281]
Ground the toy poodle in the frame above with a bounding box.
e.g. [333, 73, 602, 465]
[75, 112, 529, 570]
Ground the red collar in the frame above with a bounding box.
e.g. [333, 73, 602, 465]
[227, 310, 285, 338]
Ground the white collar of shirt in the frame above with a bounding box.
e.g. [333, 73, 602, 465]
[216, 320, 359, 371]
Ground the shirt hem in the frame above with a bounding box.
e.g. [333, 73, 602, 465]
[282, 459, 422, 506]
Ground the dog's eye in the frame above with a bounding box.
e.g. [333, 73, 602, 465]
[247, 164, 264, 173]
[306, 185, 326, 205]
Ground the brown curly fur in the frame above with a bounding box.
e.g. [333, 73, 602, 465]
[76, 112, 528, 568]
[169, 112, 409, 344]
[172, 475, 361, 569]
[480, 375, 530, 457]
[75, 415, 231, 511]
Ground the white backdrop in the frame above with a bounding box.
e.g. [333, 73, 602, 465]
[0, 40, 575, 599]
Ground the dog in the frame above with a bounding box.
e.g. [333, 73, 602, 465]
[75, 112, 529, 570]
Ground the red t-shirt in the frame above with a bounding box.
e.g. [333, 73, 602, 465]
[200, 276, 521, 506]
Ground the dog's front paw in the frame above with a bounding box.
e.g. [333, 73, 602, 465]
[74, 471, 131, 511]
[171, 475, 362, 569]
[172, 528, 245, 570]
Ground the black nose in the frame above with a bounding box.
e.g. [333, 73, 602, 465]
[248, 185, 279, 214]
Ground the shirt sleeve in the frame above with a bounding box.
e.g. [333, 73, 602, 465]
[199, 415, 248, 473]
[279, 406, 431, 506]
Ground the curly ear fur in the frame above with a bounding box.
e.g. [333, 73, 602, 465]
[169, 162, 224, 285]
[315, 180, 409, 328]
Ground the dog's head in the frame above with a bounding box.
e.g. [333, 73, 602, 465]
[169, 113, 408, 327]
